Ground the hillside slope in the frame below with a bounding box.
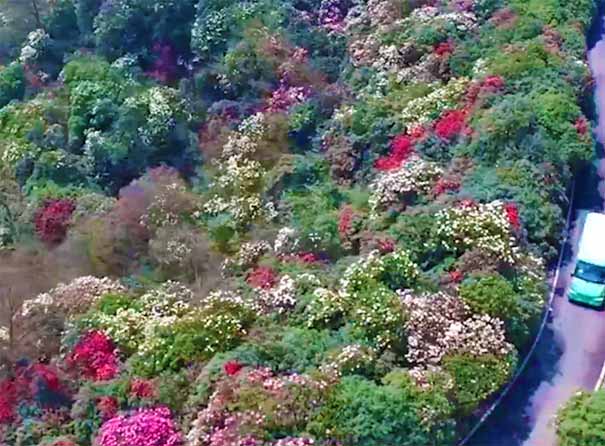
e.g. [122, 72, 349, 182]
[0, 1, 598, 445]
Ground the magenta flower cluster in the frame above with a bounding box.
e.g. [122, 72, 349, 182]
[96, 407, 182, 446]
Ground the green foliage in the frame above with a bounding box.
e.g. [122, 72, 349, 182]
[443, 354, 514, 416]
[460, 274, 520, 322]
[309, 375, 455, 446]
[0, 63, 25, 108]
[460, 273, 543, 348]
[557, 390, 605, 446]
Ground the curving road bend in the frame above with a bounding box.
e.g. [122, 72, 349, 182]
[468, 10, 605, 446]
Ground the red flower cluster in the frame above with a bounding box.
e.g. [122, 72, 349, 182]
[67, 331, 119, 381]
[448, 270, 464, 283]
[574, 116, 589, 136]
[504, 203, 521, 230]
[280, 252, 321, 264]
[482, 75, 505, 90]
[433, 178, 461, 195]
[466, 75, 505, 104]
[435, 41, 455, 56]
[0, 380, 17, 423]
[377, 238, 395, 254]
[130, 378, 155, 399]
[97, 395, 119, 420]
[0, 363, 68, 424]
[459, 198, 477, 208]
[34, 199, 76, 245]
[338, 205, 356, 239]
[224, 361, 244, 376]
[246, 266, 278, 289]
[434, 110, 467, 140]
[375, 134, 415, 171]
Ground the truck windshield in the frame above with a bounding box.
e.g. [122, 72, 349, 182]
[574, 261, 605, 284]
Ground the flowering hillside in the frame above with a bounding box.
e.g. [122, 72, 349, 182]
[0, 0, 598, 445]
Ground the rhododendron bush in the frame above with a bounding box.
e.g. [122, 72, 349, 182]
[0, 0, 596, 444]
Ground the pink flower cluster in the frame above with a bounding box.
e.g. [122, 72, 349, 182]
[433, 178, 461, 195]
[0, 363, 67, 424]
[338, 205, 356, 241]
[96, 407, 182, 446]
[466, 75, 505, 105]
[246, 266, 278, 290]
[266, 83, 310, 113]
[575, 116, 589, 136]
[97, 396, 119, 420]
[318, 0, 347, 32]
[67, 331, 119, 381]
[224, 361, 244, 376]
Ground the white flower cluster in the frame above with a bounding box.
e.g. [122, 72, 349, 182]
[0, 225, 11, 247]
[20, 276, 126, 318]
[127, 87, 186, 145]
[436, 200, 520, 264]
[306, 287, 346, 328]
[369, 156, 443, 214]
[401, 77, 470, 127]
[203, 289, 256, 312]
[221, 241, 272, 275]
[340, 249, 419, 298]
[204, 113, 277, 225]
[257, 275, 297, 314]
[319, 344, 375, 379]
[19, 29, 49, 65]
[274, 227, 300, 254]
[408, 6, 477, 32]
[82, 281, 192, 352]
[399, 289, 513, 367]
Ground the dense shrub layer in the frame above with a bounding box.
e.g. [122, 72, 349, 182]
[0, 0, 597, 445]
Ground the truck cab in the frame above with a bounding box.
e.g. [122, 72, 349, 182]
[569, 212, 605, 308]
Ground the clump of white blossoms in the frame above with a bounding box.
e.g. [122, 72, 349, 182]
[369, 156, 443, 214]
[399, 289, 513, 367]
[204, 113, 277, 225]
[19, 29, 49, 65]
[401, 77, 470, 127]
[320, 344, 375, 379]
[273, 226, 300, 254]
[20, 276, 126, 318]
[435, 200, 520, 264]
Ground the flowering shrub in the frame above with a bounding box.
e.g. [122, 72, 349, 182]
[374, 134, 415, 171]
[247, 266, 278, 289]
[399, 289, 514, 367]
[0, 0, 595, 443]
[436, 200, 520, 264]
[34, 199, 76, 245]
[434, 110, 468, 140]
[96, 407, 182, 446]
[67, 331, 119, 381]
[369, 156, 443, 214]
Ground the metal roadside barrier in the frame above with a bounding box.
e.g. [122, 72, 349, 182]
[594, 360, 605, 391]
[457, 181, 576, 446]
